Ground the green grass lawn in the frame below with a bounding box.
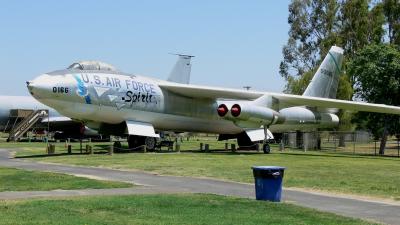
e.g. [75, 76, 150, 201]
[0, 167, 131, 191]
[9, 141, 400, 200]
[0, 194, 375, 225]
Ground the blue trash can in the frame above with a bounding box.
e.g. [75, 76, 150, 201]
[252, 166, 286, 202]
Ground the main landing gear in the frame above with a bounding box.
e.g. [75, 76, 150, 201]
[128, 135, 157, 151]
[262, 143, 271, 154]
[262, 127, 271, 154]
[236, 129, 271, 154]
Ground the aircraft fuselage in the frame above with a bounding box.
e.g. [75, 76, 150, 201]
[28, 70, 337, 135]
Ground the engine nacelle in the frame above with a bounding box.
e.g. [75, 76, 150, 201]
[278, 107, 339, 128]
[217, 102, 281, 126]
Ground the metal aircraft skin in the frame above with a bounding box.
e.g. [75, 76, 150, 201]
[27, 47, 400, 149]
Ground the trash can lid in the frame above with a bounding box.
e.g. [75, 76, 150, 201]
[252, 166, 286, 171]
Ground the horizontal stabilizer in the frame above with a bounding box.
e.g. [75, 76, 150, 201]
[125, 120, 159, 138]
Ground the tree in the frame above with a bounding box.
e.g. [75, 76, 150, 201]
[281, 0, 386, 147]
[382, 0, 400, 44]
[280, 0, 340, 83]
[348, 44, 400, 154]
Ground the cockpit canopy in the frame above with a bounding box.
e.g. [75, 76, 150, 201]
[67, 61, 117, 71]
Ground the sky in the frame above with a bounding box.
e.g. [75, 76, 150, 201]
[0, 0, 290, 96]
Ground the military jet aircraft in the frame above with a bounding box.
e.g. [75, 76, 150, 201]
[27, 47, 400, 152]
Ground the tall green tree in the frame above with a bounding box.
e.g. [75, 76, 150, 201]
[382, 0, 400, 44]
[348, 44, 400, 154]
[282, 0, 385, 94]
[280, 0, 340, 82]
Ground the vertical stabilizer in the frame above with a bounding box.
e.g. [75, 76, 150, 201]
[167, 54, 194, 84]
[303, 46, 344, 99]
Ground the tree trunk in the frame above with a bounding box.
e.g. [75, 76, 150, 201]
[379, 119, 389, 155]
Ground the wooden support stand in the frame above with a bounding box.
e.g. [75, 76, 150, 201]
[47, 144, 55, 155]
[67, 145, 72, 154]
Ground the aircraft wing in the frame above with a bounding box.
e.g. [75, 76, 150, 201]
[159, 82, 400, 115]
[160, 82, 263, 100]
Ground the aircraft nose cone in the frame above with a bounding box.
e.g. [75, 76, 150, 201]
[27, 74, 53, 99]
[26, 81, 33, 92]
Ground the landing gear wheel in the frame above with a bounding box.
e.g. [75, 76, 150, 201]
[128, 135, 143, 150]
[263, 143, 271, 154]
[145, 137, 157, 151]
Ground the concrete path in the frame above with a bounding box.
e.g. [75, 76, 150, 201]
[0, 149, 399, 225]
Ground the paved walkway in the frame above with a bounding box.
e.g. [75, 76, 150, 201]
[0, 149, 399, 225]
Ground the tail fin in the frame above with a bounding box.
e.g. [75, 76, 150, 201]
[167, 54, 194, 84]
[303, 46, 344, 99]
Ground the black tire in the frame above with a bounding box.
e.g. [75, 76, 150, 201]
[263, 144, 271, 154]
[145, 137, 157, 151]
[128, 135, 141, 150]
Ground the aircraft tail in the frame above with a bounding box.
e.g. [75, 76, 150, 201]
[167, 54, 194, 84]
[303, 46, 344, 99]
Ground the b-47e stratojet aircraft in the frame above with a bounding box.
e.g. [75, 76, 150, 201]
[27, 46, 400, 153]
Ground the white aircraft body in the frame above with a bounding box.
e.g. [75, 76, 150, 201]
[27, 47, 400, 152]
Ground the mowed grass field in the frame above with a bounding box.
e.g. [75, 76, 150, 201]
[0, 194, 376, 225]
[6, 141, 400, 200]
[0, 167, 131, 191]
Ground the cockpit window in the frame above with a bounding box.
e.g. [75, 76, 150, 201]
[68, 63, 84, 70]
[67, 61, 117, 71]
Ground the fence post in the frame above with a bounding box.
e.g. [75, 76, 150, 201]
[143, 145, 147, 153]
[109, 145, 114, 156]
[353, 132, 356, 155]
[279, 140, 285, 151]
[80, 139, 83, 154]
[85, 144, 90, 154]
[397, 136, 400, 158]
[334, 134, 337, 152]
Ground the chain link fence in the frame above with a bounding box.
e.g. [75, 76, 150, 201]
[281, 131, 400, 157]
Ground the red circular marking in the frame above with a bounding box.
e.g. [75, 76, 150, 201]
[217, 104, 228, 117]
[231, 104, 241, 117]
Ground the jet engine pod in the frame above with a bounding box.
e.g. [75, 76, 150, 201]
[217, 104, 229, 117]
[230, 103, 281, 125]
[231, 104, 241, 117]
